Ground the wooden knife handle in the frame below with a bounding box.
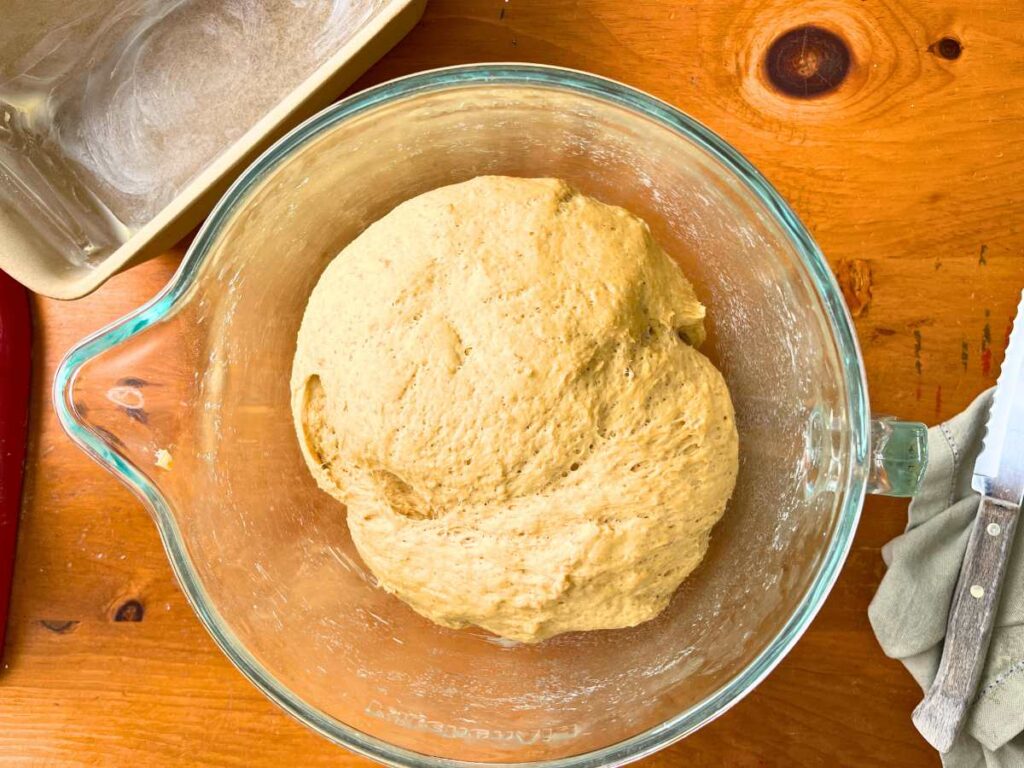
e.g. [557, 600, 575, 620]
[912, 495, 1020, 753]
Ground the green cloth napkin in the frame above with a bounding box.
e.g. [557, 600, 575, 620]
[870, 389, 1024, 766]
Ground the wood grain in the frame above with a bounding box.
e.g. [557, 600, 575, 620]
[5, 0, 1024, 765]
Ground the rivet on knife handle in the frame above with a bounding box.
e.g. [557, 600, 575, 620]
[911, 496, 1019, 752]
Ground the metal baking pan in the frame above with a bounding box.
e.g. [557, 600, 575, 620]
[0, 0, 425, 299]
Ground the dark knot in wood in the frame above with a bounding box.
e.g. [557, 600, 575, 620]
[40, 619, 81, 634]
[765, 26, 851, 98]
[114, 599, 145, 622]
[929, 37, 962, 60]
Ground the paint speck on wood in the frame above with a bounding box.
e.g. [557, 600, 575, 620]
[981, 309, 993, 376]
[914, 329, 923, 375]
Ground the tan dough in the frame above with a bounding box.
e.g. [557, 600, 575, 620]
[291, 176, 738, 643]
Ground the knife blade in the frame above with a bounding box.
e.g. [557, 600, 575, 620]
[913, 289, 1024, 753]
[972, 290, 1024, 503]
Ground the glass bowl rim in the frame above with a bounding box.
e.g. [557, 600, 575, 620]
[54, 63, 870, 768]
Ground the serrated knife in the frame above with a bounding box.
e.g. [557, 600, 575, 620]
[912, 289, 1024, 753]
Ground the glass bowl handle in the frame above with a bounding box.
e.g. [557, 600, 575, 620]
[868, 417, 928, 497]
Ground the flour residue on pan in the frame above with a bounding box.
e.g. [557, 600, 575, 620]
[0, 0, 387, 266]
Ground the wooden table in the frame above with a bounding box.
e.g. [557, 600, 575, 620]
[4, 1, 1023, 765]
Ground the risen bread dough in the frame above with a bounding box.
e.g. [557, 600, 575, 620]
[292, 176, 738, 643]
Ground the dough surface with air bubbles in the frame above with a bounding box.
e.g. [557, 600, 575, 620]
[291, 176, 738, 643]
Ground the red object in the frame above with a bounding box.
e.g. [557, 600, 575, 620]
[0, 270, 30, 662]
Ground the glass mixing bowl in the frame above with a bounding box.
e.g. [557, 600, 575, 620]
[55, 65, 927, 766]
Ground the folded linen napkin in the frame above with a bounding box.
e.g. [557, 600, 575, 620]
[870, 389, 1024, 766]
